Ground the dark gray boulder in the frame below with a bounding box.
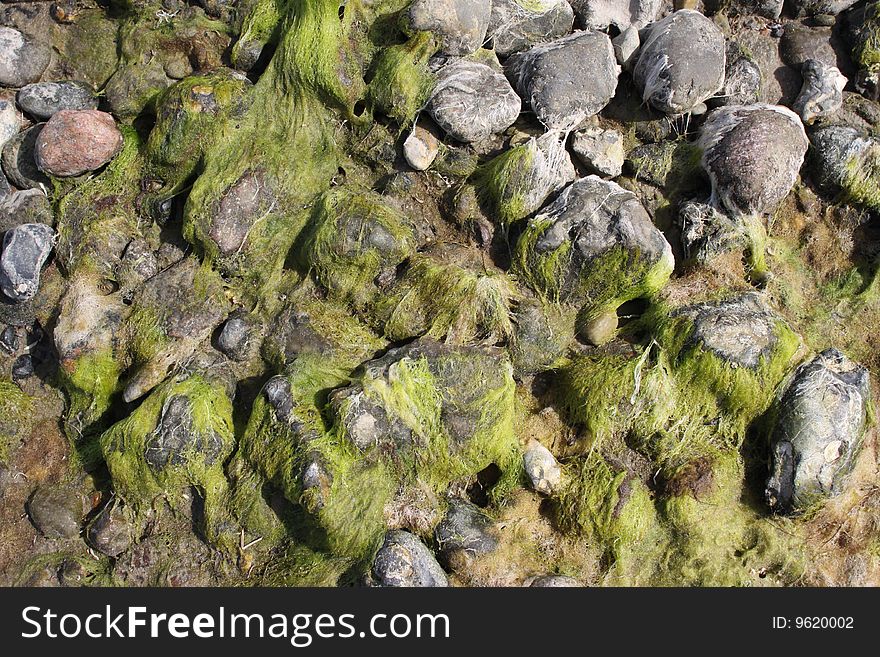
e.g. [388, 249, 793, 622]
[487, 0, 574, 56]
[17, 81, 98, 121]
[371, 530, 449, 587]
[0, 222, 55, 302]
[633, 10, 726, 116]
[793, 59, 847, 124]
[766, 349, 870, 513]
[405, 0, 492, 56]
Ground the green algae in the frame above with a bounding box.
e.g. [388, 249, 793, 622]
[0, 380, 34, 462]
[368, 31, 438, 126]
[472, 142, 535, 227]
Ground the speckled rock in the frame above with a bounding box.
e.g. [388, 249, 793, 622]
[17, 81, 98, 121]
[0, 26, 51, 88]
[27, 482, 86, 539]
[371, 530, 449, 587]
[405, 0, 492, 56]
[767, 349, 870, 513]
[487, 0, 574, 56]
[35, 110, 124, 177]
[0, 222, 55, 302]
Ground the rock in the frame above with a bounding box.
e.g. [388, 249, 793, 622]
[0, 222, 55, 302]
[2, 124, 51, 190]
[791, 0, 859, 17]
[569, 0, 661, 32]
[523, 439, 562, 494]
[808, 125, 880, 207]
[487, 0, 575, 56]
[143, 394, 226, 470]
[27, 482, 86, 538]
[0, 189, 54, 232]
[116, 239, 158, 292]
[0, 95, 22, 154]
[612, 25, 640, 69]
[434, 498, 498, 561]
[209, 170, 275, 255]
[85, 501, 134, 558]
[673, 293, 781, 369]
[728, 0, 784, 19]
[514, 176, 673, 313]
[371, 530, 449, 587]
[16, 81, 98, 121]
[678, 200, 749, 264]
[699, 105, 808, 217]
[570, 125, 625, 178]
[734, 26, 802, 107]
[766, 349, 870, 513]
[330, 384, 414, 452]
[793, 59, 847, 124]
[113, 530, 220, 586]
[405, 0, 492, 56]
[0, 173, 9, 202]
[403, 123, 440, 171]
[0, 26, 51, 88]
[633, 10, 726, 116]
[426, 59, 521, 143]
[12, 353, 33, 378]
[529, 574, 579, 586]
[712, 44, 762, 108]
[264, 375, 295, 424]
[779, 22, 842, 71]
[506, 31, 619, 130]
[35, 110, 124, 177]
[580, 309, 618, 346]
[263, 306, 331, 368]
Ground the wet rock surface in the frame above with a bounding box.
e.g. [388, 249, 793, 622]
[17, 81, 98, 121]
[35, 110, 123, 177]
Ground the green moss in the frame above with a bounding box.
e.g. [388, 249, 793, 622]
[374, 253, 517, 344]
[232, 0, 284, 66]
[297, 189, 416, 307]
[59, 348, 123, 440]
[0, 380, 34, 462]
[368, 31, 438, 126]
[841, 145, 880, 211]
[472, 142, 534, 227]
[855, 3, 880, 71]
[126, 306, 169, 364]
[100, 375, 235, 544]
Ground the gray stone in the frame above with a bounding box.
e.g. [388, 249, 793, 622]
[674, 293, 781, 369]
[509, 298, 570, 374]
[435, 498, 498, 559]
[712, 44, 762, 108]
[0, 222, 55, 302]
[487, 0, 574, 56]
[793, 59, 847, 124]
[1, 124, 51, 191]
[0, 26, 51, 88]
[808, 125, 874, 195]
[728, 0, 784, 19]
[86, 501, 134, 558]
[633, 10, 726, 116]
[405, 0, 492, 56]
[427, 59, 521, 143]
[0, 189, 53, 233]
[371, 530, 449, 587]
[143, 394, 226, 470]
[523, 439, 562, 494]
[612, 25, 640, 69]
[403, 123, 440, 170]
[216, 313, 252, 361]
[0, 95, 22, 155]
[27, 483, 86, 539]
[209, 170, 276, 255]
[116, 238, 158, 292]
[523, 175, 673, 303]
[790, 0, 858, 17]
[766, 349, 870, 513]
[329, 385, 414, 452]
[264, 375, 295, 424]
[569, 0, 661, 32]
[264, 306, 331, 367]
[570, 125, 625, 178]
[530, 574, 579, 586]
[17, 81, 98, 121]
[779, 22, 842, 70]
[678, 200, 749, 264]
[506, 30, 619, 130]
[699, 104, 808, 217]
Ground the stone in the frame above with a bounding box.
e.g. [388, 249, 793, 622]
[728, 0, 784, 19]
[633, 10, 726, 116]
[113, 530, 220, 586]
[0, 26, 51, 88]
[808, 125, 877, 199]
[116, 238, 158, 292]
[405, 0, 492, 56]
[329, 384, 414, 452]
[509, 298, 571, 374]
[793, 59, 847, 124]
[86, 501, 134, 558]
[0, 189, 54, 232]
[678, 200, 749, 264]
[487, 0, 575, 56]
[570, 125, 625, 178]
[0, 222, 55, 302]
[0, 95, 22, 154]
[403, 123, 440, 171]
[427, 59, 521, 143]
[143, 394, 226, 470]
[569, 0, 661, 32]
[1, 124, 51, 190]
[209, 170, 275, 255]
[779, 22, 842, 71]
[766, 349, 870, 513]
[16, 81, 98, 121]
[371, 530, 448, 587]
[523, 439, 562, 494]
[612, 25, 640, 69]
[712, 44, 762, 108]
[580, 309, 618, 346]
[435, 497, 498, 559]
[35, 110, 124, 177]
[673, 293, 781, 369]
[216, 313, 254, 362]
[27, 482, 86, 538]
[506, 30, 619, 130]
[11, 353, 33, 378]
[699, 104, 808, 217]
[529, 574, 579, 586]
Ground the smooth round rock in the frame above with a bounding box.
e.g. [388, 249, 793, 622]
[35, 110, 123, 177]
[17, 81, 98, 121]
[405, 0, 491, 56]
[0, 27, 51, 88]
[216, 313, 252, 361]
[1, 124, 51, 190]
[523, 439, 562, 494]
[371, 530, 449, 587]
[403, 124, 440, 171]
[0, 222, 55, 303]
[27, 483, 86, 539]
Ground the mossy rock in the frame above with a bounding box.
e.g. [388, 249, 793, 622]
[368, 31, 438, 126]
[0, 379, 34, 462]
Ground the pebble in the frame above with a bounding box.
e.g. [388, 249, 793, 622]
[371, 530, 448, 587]
[35, 110, 124, 177]
[793, 59, 847, 124]
[27, 482, 86, 539]
[17, 81, 99, 121]
[403, 123, 441, 171]
[216, 313, 252, 361]
[523, 440, 562, 494]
